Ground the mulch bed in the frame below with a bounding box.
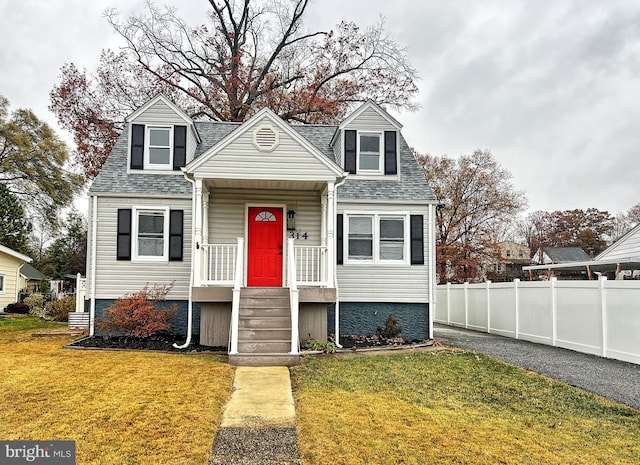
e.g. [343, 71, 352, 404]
[333, 334, 429, 349]
[67, 334, 226, 353]
[67, 333, 431, 354]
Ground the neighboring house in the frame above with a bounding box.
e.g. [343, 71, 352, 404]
[19, 263, 46, 293]
[487, 241, 531, 281]
[532, 246, 591, 265]
[85, 94, 437, 364]
[524, 223, 640, 279]
[0, 244, 32, 311]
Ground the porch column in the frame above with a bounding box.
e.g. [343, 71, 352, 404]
[193, 178, 203, 286]
[202, 186, 210, 248]
[320, 190, 327, 248]
[326, 181, 335, 286]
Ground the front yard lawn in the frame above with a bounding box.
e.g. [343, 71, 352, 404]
[0, 316, 234, 465]
[292, 351, 640, 465]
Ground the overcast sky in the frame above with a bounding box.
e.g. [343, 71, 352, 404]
[1, 0, 639, 216]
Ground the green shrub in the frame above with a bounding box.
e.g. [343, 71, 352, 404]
[46, 296, 75, 322]
[23, 294, 46, 319]
[302, 337, 337, 354]
[376, 314, 402, 339]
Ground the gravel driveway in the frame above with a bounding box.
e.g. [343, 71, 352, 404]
[433, 323, 640, 410]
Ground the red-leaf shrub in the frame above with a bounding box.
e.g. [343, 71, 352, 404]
[97, 283, 177, 338]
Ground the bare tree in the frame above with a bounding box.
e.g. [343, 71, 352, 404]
[50, 0, 419, 181]
[417, 150, 527, 283]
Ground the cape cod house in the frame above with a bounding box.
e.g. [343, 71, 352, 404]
[86, 94, 437, 364]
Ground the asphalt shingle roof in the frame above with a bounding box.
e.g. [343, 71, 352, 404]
[545, 247, 591, 263]
[90, 119, 435, 203]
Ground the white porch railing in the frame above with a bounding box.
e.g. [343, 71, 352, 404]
[293, 245, 327, 286]
[202, 244, 238, 285]
[201, 243, 328, 287]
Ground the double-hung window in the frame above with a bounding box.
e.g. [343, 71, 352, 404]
[0, 274, 5, 294]
[348, 216, 374, 260]
[134, 208, 169, 260]
[145, 126, 173, 169]
[346, 214, 407, 263]
[358, 132, 382, 173]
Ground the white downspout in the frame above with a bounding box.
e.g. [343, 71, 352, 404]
[174, 175, 196, 349]
[89, 194, 98, 336]
[332, 176, 347, 348]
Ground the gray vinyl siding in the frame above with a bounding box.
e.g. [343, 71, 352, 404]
[90, 195, 192, 300]
[346, 107, 399, 132]
[207, 188, 322, 247]
[194, 120, 338, 181]
[337, 202, 431, 303]
[133, 99, 183, 125]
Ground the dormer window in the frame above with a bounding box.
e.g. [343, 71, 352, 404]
[358, 132, 382, 173]
[146, 126, 173, 169]
[130, 124, 187, 172]
[344, 130, 397, 176]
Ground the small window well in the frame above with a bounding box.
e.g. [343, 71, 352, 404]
[253, 125, 279, 152]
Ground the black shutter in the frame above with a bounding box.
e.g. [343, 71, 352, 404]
[130, 124, 145, 170]
[169, 210, 184, 261]
[344, 130, 357, 174]
[169, 210, 184, 262]
[384, 131, 397, 175]
[410, 215, 424, 265]
[336, 214, 344, 265]
[117, 209, 132, 261]
[173, 125, 187, 170]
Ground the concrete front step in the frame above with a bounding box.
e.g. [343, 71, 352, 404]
[239, 306, 290, 318]
[240, 297, 290, 308]
[239, 328, 291, 341]
[238, 340, 291, 353]
[239, 316, 291, 329]
[228, 353, 301, 367]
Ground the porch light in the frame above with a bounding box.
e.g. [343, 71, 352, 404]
[287, 210, 296, 231]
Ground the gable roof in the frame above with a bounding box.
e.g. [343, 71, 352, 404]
[90, 99, 435, 202]
[20, 263, 45, 280]
[338, 100, 403, 131]
[125, 94, 202, 143]
[0, 244, 31, 263]
[596, 223, 640, 261]
[186, 107, 345, 178]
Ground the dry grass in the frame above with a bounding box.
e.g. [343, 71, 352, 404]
[292, 350, 640, 465]
[0, 317, 234, 464]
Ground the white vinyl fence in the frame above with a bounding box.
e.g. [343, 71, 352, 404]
[436, 277, 640, 365]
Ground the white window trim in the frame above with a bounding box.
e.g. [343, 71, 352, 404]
[0, 274, 5, 294]
[357, 131, 384, 175]
[344, 212, 410, 265]
[144, 126, 174, 170]
[132, 206, 170, 262]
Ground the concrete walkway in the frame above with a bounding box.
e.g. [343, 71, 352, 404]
[209, 367, 301, 465]
[434, 323, 640, 410]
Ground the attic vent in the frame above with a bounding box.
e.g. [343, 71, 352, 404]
[253, 125, 279, 152]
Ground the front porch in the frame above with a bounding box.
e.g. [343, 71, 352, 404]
[188, 180, 340, 365]
[192, 239, 336, 366]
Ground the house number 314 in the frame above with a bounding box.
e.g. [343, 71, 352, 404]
[289, 231, 309, 240]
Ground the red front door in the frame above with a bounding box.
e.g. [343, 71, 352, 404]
[247, 207, 283, 287]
